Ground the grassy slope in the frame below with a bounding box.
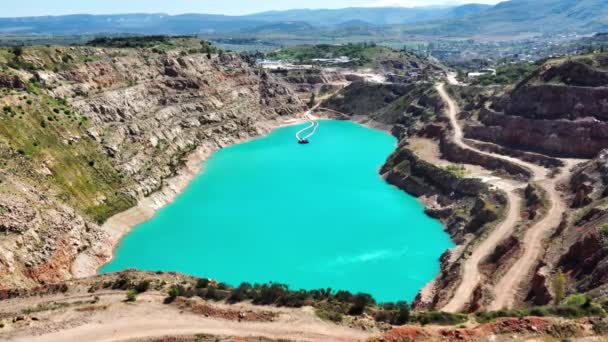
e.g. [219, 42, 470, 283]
[265, 43, 425, 69]
[0, 47, 136, 224]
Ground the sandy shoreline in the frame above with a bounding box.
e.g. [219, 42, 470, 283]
[71, 111, 397, 280]
[71, 115, 311, 279]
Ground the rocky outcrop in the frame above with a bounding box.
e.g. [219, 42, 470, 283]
[535, 151, 608, 306]
[546, 151, 608, 297]
[540, 60, 608, 87]
[464, 108, 608, 158]
[569, 149, 608, 205]
[559, 229, 608, 292]
[465, 138, 564, 169]
[470, 55, 608, 159]
[0, 73, 26, 89]
[440, 131, 532, 181]
[525, 264, 554, 306]
[0, 43, 305, 289]
[503, 84, 608, 121]
[63, 50, 304, 201]
[381, 148, 488, 200]
[0, 198, 36, 234]
[322, 81, 440, 127]
[382, 147, 506, 308]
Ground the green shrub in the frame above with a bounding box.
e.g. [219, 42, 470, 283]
[126, 289, 137, 302]
[394, 301, 411, 325]
[111, 276, 131, 290]
[253, 283, 287, 305]
[443, 164, 467, 177]
[565, 294, 591, 306]
[600, 224, 608, 238]
[553, 272, 566, 305]
[374, 301, 411, 325]
[204, 286, 228, 301]
[334, 290, 354, 303]
[134, 280, 151, 293]
[228, 283, 252, 303]
[416, 311, 468, 326]
[316, 308, 343, 323]
[348, 293, 375, 315]
[195, 278, 210, 288]
[530, 307, 549, 317]
[168, 285, 183, 298]
[276, 290, 308, 308]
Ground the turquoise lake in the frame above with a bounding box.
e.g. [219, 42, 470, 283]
[101, 120, 453, 302]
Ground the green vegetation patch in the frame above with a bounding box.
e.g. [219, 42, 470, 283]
[475, 295, 607, 323]
[599, 223, 608, 238]
[86, 36, 216, 54]
[443, 164, 467, 178]
[266, 42, 423, 69]
[470, 62, 538, 86]
[0, 85, 135, 224]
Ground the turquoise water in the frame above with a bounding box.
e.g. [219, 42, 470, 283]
[101, 120, 453, 302]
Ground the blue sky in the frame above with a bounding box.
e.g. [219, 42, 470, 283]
[1, 0, 502, 17]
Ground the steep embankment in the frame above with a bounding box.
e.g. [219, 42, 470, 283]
[535, 150, 608, 306]
[321, 81, 443, 136]
[446, 56, 608, 308]
[0, 40, 305, 289]
[435, 81, 583, 312]
[466, 54, 608, 158]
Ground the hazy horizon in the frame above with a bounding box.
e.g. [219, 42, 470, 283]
[0, 0, 503, 18]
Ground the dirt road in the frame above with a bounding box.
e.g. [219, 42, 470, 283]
[3, 292, 371, 342]
[435, 82, 582, 311]
[489, 158, 581, 310]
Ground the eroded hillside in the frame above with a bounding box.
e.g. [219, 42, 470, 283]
[0, 39, 305, 289]
[431, 53, 608, 311]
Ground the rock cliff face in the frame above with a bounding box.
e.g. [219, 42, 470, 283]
[464, 54, 608, 159]
[464, 108, 608, 158]
[381, 146, 505, 308]
[440, 129, 532, 180]
[503, 84, 608, 120]
[548, 151, 608, 297]
[322, 81, 441, 138]
[498, 57, 608, 121]
[269, 68, 347, 96]
[0, 41, 304, 288]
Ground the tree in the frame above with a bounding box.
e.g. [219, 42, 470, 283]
[553, 271, 566, 306]
[228, 282, 252, 303]
[393, 301, 411, 325]
[348, 293, 374, 315]
[196, 278, 210, 288]
[11, 46, 23, 57]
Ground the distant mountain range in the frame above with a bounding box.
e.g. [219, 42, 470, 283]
[0, 5, 489, 35]
[400, 0, 608, 36]
[0, 0, 606, 38]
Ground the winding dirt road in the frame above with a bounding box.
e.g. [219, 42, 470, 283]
[4, 291, 372, 342]
[489, 158, 581, 310]
[435, 82, 582, 312]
